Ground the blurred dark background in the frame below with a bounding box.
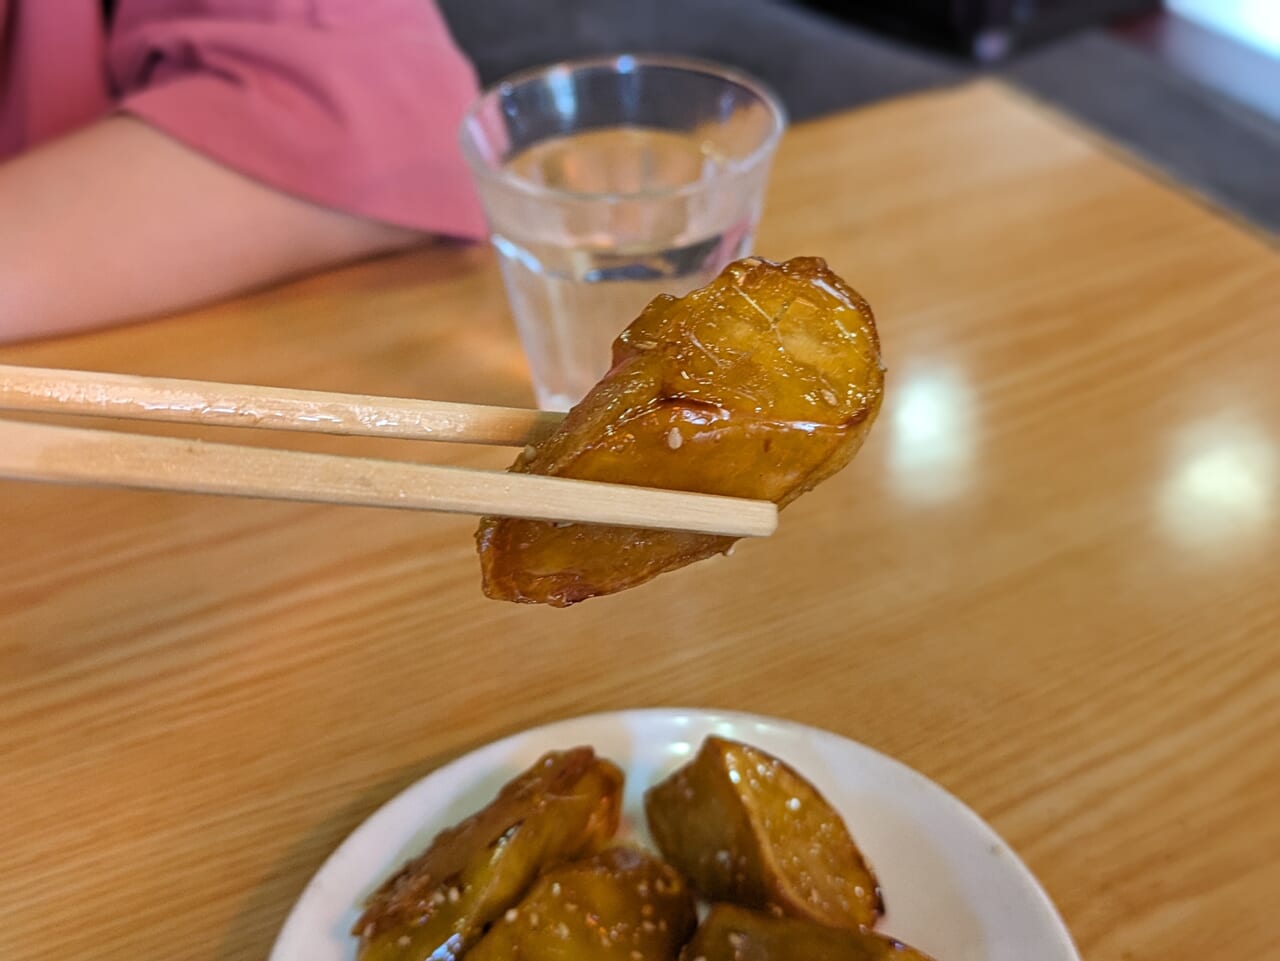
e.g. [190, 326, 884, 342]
[797, 0, 1158, 60]
[438, 0, 1280, 233]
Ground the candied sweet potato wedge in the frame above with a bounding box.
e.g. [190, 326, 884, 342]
[685, 905, 935, 961]
[354, 748, 623, 961]
[477, 256, 883, 606]
[467, 846, 697, 961]
[645, 736, 881, 929]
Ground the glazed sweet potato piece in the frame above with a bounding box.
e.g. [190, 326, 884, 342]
[354, 748, 623, 961]
[685, 905, 935, 961]
[467, 846, 697, 961]
[645, 737, 881, 929]
[477, 256, 884, 606]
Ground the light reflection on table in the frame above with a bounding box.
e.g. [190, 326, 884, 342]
[1159, 412, 1277, 553]
[886, 364, 977, 505]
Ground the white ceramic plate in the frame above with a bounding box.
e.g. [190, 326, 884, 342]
[270, 709, 1079, 961]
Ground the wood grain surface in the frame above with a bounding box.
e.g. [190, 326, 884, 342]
[2, 81, 1277, 961]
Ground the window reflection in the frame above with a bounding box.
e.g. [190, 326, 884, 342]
[1168, 0, 1280, 58]
[544, 65, 578, 118]
[887, 366, 975, 504]
[1159, 415, 1276, 551]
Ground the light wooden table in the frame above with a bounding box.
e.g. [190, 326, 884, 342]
[2, 81, 1277, 961]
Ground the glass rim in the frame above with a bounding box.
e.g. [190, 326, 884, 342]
[458, 53, 788, 205]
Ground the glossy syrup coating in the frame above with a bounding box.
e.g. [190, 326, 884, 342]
[353, 748, 623, 961]
[645, 736, 882, 930]
[467, 846, 697, 961]
[684, 905, 935, 961]
[477, 256, 884, 606]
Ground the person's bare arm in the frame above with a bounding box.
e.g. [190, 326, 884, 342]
[0, 115, 425, 342]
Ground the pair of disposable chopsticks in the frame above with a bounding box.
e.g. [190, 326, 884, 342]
[0, 364, 777, 538]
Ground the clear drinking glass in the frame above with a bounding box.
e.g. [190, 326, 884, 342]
[460, 54, 786, 410]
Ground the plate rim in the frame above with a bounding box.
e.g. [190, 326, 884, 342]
[270, 707, 1080, 961]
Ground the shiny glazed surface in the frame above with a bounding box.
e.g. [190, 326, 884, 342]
[467, 846, 697, 961]
[646, 736, 881, 929]
[687, 905, 934, 961]
[354, 749, 622, 961]
[477, 256, 883, 606]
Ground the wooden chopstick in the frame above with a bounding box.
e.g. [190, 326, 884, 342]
[0, 419, 778, 538]
[0, 364, 564, 447]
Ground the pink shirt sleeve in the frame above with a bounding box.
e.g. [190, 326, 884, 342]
[0, 0, 110, 156]
[109, 0, 487, 239]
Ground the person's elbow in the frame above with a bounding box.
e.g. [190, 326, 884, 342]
[0, 263, 62, 342]
[0, 259, 114, 343]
